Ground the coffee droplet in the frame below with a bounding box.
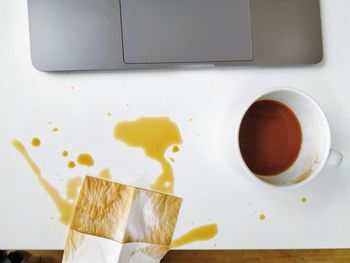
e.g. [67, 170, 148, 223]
[172, 145, 180, 153]
[31, 138, 41, 147]
[52, 128, 59, 132]
[67, 161, 76, 169]
[62, 151, 69, 157]
[302, 197, 307, 203]
[259, 214, 266, 221]
[77, 154, 94, 167]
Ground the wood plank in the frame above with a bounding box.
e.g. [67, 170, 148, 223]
[24, 249, 350, 263]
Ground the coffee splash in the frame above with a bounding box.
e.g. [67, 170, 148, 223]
[12, 140, 77, 225]
[12, 140, 105, 225]
[114, 117, 182, 194]
[12, 117, 217, 247]
[171, 224, 218, 248]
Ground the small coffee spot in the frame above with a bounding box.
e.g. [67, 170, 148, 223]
[259, 214, 266, 221]
[301, 197, 307, 203]
[62, 151, 69, 157]
[67, 161, 76, 169]
[169, 157, 175, 163]
[107, 112, 112, 117]
[31, 138, 41, 147]
[52, 128, 59, 132]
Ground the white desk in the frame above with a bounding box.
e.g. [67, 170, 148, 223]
[0, 0, 350, 250]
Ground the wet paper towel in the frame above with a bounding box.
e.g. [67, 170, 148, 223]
[63, 176, 182, 263]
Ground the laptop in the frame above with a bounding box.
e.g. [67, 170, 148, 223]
[27, 0, 323, 71]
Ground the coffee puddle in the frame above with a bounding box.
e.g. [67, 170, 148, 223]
[114, 117, 182, 194]
[171, 224, 218, 248]
[77, 153, 94, 167]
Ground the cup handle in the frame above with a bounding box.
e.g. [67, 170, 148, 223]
[326, 149, 343, 167]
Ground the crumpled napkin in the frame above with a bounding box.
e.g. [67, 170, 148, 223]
[63, 176, 182, 263]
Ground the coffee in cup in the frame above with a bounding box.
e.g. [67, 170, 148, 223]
[237, 88, 343, 188]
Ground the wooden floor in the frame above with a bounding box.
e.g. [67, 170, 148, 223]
[26, 249, 350, 263]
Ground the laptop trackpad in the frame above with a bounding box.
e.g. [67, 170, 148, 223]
[120, 0, 253, 63]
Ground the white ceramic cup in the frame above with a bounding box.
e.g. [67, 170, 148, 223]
[237, 88, 343, 188]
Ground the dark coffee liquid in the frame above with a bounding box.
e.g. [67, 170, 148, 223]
[239, 100, 302, 176]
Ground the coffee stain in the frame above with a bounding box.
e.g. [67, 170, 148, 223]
[114, 117, 182, 194]
[301, 197, 307, 203]
[99, 168, 112, 180]
[12, 140, 77, 225]
[31, 137, 41, 147]
[292, 169, 313, 184]
[67, 161, 76, 169]
[169, 157, 175, 163]
[52, 128, 59, 132]
[259, 214, 266, 221]
[107, 112, 112, 117]
[77, 153, 94, 167]
[171, 224, 218, 248]
[12, 118, 219, 246]
[172, 145, 180, 153]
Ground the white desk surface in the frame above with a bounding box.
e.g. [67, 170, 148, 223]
[1, 0, 350, 250]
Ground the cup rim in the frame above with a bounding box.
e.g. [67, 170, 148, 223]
[235, 87, 331, 189]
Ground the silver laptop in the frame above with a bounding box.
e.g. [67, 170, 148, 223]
[27, 0, 323, 71]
